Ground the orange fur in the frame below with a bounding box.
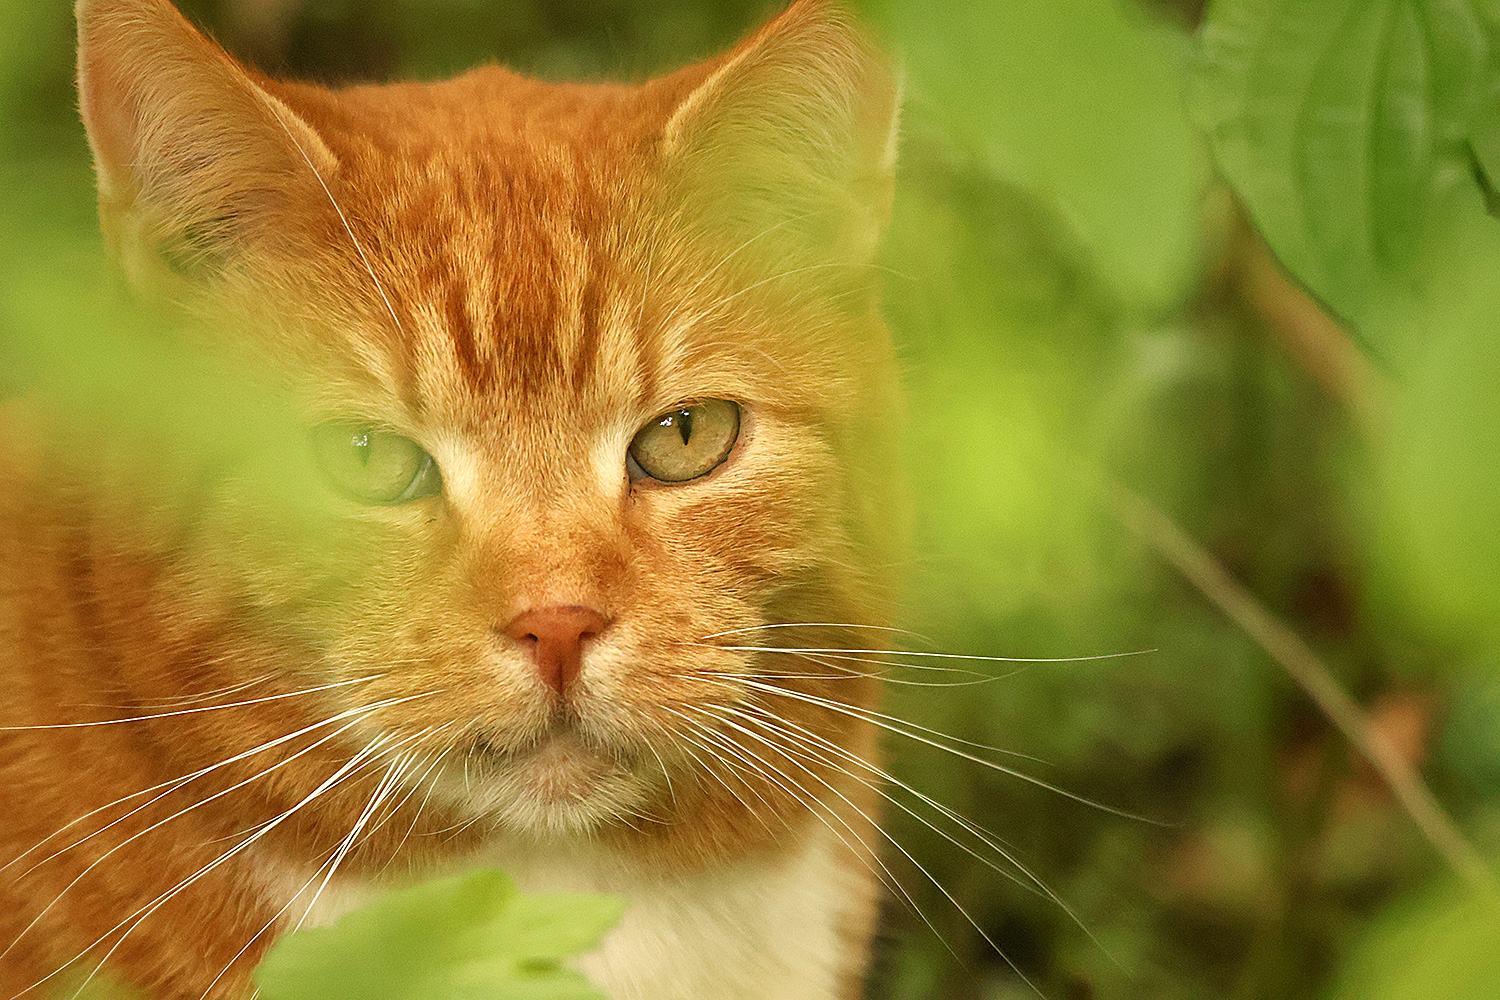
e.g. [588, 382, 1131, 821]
[0, 2, 902, 997]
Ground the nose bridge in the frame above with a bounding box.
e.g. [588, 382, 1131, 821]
[466, 461, 629, 619]
[511, 511, 623, 604]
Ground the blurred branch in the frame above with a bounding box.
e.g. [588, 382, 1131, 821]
[1225, 208, 1386, 435]
[1102, 478, 1500, 900]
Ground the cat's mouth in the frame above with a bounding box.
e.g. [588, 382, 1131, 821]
[467, 717, 620, 769]
[438, 718, 654, 834]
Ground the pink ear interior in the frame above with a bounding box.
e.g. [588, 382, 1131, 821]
[78, 28, 144, 202]
[74, 0, 338, 280]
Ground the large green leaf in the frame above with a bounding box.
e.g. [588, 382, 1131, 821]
[256, 870, 623, 1000]
[1191, 0, 1491, 335]
[865, 0, 1207, 313]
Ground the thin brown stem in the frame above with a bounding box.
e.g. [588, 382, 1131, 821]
[1105, 479, 1498, 898]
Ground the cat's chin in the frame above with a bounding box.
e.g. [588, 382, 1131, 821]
[431, 726, 658, 838]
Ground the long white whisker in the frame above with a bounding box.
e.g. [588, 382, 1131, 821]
[200, 852, 329, 1000]
[87, 674, 273, 711]
[733, 668, 1027, 688]
[674, 706, 971, 969]
[660, 710, 783, 834]
[718, 699, 1109, 955]
[0, 675, 383, 731]
[674, 709, 915, 899]
[692, 670, 1044, 765]
[705, 647, 1019, 686]
[349, 746, 432, 857]
[49, 733, 401, 1000]
[6, 720, 365, 968]
[711, 644, 1156, 665]
[698, 622, 932, 642]
[6, 688, 438, 878]
[686, 703, 1043, 993]
[734, 677, 1155, 823]
[198, 729, 442, 1000]
[268, 113, 406, 338]
[383, 740, 458, 867]
[727, 644, 997, 679]
[666, 708, 926, 931]
[292, 747, 419, 934]
[2, 691, 442, 964]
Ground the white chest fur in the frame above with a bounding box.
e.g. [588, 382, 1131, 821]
[282, 823, 863, 1000]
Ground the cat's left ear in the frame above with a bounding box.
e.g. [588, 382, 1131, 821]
[76, 0, 338, 290]
[661, 0, 900, 268]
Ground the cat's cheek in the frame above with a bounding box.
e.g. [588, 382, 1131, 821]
[574, 602, 754, 710]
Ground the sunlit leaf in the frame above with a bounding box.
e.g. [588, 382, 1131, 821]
[866, 0, 1207, 313]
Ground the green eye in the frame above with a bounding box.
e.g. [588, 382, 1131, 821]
[311, 423, 443, 505]
[628, 399, 740, 483]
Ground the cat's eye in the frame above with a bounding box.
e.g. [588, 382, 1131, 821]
[310, 423, 443, 505]
[628, 399, 740, 483]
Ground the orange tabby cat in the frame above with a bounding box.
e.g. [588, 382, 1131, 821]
[0, 0, 901, 997]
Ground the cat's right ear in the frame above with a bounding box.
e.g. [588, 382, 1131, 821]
[661, 1, 900, 270]
[76, 0, 337, 291]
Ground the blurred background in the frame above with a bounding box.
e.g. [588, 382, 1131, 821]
[4, 0, 1500, 998]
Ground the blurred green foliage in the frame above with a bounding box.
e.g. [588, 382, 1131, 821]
[869, 0, 1208, 312]
[7, 0, 1500, 998]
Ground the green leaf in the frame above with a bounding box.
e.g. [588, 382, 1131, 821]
[865, 0, 1207, 313]
[1191, 0, 1491, 335]
[255, 870, 624, 1000]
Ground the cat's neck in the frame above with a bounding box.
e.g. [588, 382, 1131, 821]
[281, 819, 876, 1000]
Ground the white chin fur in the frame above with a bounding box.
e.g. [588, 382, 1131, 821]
[433, 733, 659, 836]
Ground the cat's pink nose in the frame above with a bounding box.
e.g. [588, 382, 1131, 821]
[502, 606, 609, 694]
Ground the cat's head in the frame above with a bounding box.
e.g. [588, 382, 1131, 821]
[75, 0, 902, 853]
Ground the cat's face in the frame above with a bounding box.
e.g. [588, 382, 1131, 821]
[77, 0, 902, 849]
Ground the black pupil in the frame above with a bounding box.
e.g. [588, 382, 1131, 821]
[664, 409, 693, 445]
[352, 430, 371, 466]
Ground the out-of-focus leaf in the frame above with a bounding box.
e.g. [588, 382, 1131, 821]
[880, 153, 1131, 640]
[1191, 0, 1491, 336]
[1470, 71, 1500, 193]
[1367, 189, 1500, 644]
[1328, 876, 1500, 999]
[256, 869, 623, 1000]
[1438, 655, 1500, 795]
[0, 0, 80, 155]
[866, 0, 1207, 313]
